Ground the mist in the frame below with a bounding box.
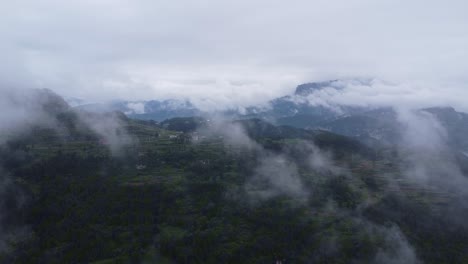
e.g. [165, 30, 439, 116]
[1, 1, 467, 107]
[0, 88, 135, 260]
[77, 111, 135, 156]
[1, 0, 468, 262]
[193, 115, 426, 262]
[395, 109, 467, 188]
[196, 117, 308, 200]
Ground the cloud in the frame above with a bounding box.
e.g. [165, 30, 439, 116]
[125, 102, 146, 114]
[0, 0, 467, 107]
[0, 87, 136, 255]
[394, 108, 468, 194]
[373, 225, 420, 264]
[76, 111, 135, 156]
[0, 87, 64, 142]
[249, 154, 308, 200]
[291, 79, 468, 113]
[196, 117, 310, 200]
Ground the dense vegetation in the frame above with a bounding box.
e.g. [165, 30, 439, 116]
[0, 109, 467, 264]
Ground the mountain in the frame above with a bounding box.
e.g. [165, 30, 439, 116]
[128, 99, 201, 120]
[238, 81, 468, 154]
[308, 106, 468, 152]
[160, 116, 207, 132]
[309, 108, 400, 146]
[232, 80, 351, 127]
[294, 80, 340, 96]
[32, 88, 70, 114]
[423, 107, 468, 151]
[3, 89, 468, 263]
[68, 80, 468, 152]
[73, 98, 201, 121]
[68, 80, 352, 123]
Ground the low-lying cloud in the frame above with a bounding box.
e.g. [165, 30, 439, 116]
[292, 79, 468, 113]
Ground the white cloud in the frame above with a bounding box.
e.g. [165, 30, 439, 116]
[125, 102, 145, 114]
[0, 0, 467, 107]
[290, 79, 468, 113]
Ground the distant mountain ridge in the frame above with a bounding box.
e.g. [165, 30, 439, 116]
[67, 80, 468, 153]
[68, 80, 351, 121]
[294, 80, 340, 96]
[74, 98, 201, 121]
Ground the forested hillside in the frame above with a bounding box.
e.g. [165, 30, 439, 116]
[0, 93, 467, 263]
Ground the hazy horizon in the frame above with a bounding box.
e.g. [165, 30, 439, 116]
[1, 0, 468, 110]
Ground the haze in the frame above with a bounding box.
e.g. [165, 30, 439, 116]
[1, 0, 468, 108]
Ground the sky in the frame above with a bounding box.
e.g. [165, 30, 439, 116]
[1, 0, 468, 108]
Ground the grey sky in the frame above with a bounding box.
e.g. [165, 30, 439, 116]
[1, 0, 467, 108]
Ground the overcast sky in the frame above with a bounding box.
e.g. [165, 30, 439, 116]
[1, 0, 468, 109]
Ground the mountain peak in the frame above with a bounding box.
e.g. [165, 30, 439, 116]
[423, 106, 456, 114]
[294, 80, 339, 96]
[33, 88, 70, 114]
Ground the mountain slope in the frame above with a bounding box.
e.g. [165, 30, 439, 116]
[2, 90, 468, 263]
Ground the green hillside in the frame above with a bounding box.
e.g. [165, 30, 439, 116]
[0, 108, 466, 263]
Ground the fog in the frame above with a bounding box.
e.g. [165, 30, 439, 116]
[285, 79, 468, 114]
[1, 1, 468, 262]
[1, 1, 467, 108]
[396, 109, 466, 188]
[0, 88, 135, 257]
[195, 116, 423, 262]
[373, 225, 420, 264]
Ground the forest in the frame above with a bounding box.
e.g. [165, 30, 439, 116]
[0, 104, 467, 264]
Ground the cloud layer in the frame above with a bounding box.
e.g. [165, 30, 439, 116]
[1, 0, 467, 106]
